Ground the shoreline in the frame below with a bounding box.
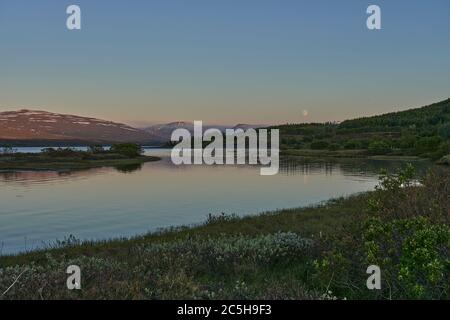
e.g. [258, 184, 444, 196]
[0, 191, 367, 261]
[281, 148, 428, 161]
[0, 167, 448, 299]
[0, 155, 161, 171]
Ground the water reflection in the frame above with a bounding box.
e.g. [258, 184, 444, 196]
[113, 163, 143, 173]
[0, 149, 432, 255]
[0, 168, 108, 186]
[279, 158, 430, 178]
[0, 157, 430, 185]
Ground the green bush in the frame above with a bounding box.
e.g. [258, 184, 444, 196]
[414, 136, 442, 154]
[138, 232, 313, 270]
[328, 143, 340, 151]
[313, 165, 450, 299]
[363, 216, 450, 299]
[438, 123, 450, 139]
[429, 141, 450, 160]
[109, 143, 143, 158]
[344, 139, 361, 150]
[310, 140, 329, 150]
[41, 148, 84, 158]
[368, 141, 391, 155]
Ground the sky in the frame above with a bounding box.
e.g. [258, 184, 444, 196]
[0, 0, 449, 126]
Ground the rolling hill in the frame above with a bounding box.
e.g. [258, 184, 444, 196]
[0, 109, 160, 146]
[273, 98, 450, 160]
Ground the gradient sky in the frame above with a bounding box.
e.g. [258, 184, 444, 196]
[1, 0, 449, 126]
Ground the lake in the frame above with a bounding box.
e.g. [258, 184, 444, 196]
[0, 148, 427, 255]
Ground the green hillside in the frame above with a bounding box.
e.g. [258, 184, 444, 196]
[275, 98, 450, 160]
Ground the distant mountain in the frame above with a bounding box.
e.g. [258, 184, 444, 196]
[0, 109, 160, 146]
[144, 122, 195, 139]
[144, 122, 267, 141]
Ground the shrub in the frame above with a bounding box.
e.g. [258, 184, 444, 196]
[0, 255, 130, 300]
[414, 136, 442, 154]
[429, 141, 450, 160]
[109, 143, 143, 158]
[310, 140, 329, 150]
[368, 141, 391, 155]
[41, 148, 83, 158]
[369, 165, 449, 222]
[138, 232, 313, 269]
[328, 143, 340, 151]
[363, 216, 450, 299]
[397, 135, 416, 149]
[313, 165, 450, 299]
[344, 139, 361, 150]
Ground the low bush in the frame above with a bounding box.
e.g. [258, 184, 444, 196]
[109, 143, 143, 158]
[313, 165, 450, 299]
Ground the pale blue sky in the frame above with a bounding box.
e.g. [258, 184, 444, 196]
[1, 0, 449, 125]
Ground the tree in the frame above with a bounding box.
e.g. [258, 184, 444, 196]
[438, 123, 450, 139]
[344, 139, 361, 150]
[414, 136, 441, 154]
[368, 141, 390, 155]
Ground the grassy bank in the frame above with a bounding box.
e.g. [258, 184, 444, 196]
[0, 193, 367, 300]
[0, 155, 159, 170]
[282, 148, 427, 161]
[0, 165, 448, 300]
[0, 144, 160, 170]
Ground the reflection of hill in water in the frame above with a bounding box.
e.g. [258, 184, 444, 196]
[279, 159, 431, 178]
[0, 164, 144, 185]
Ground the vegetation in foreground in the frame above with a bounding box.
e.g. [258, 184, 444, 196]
[0, 143, 160, 170]
[0, 165, 448, 300]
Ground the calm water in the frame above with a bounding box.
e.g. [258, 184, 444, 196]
[0, 148, 427, 255]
